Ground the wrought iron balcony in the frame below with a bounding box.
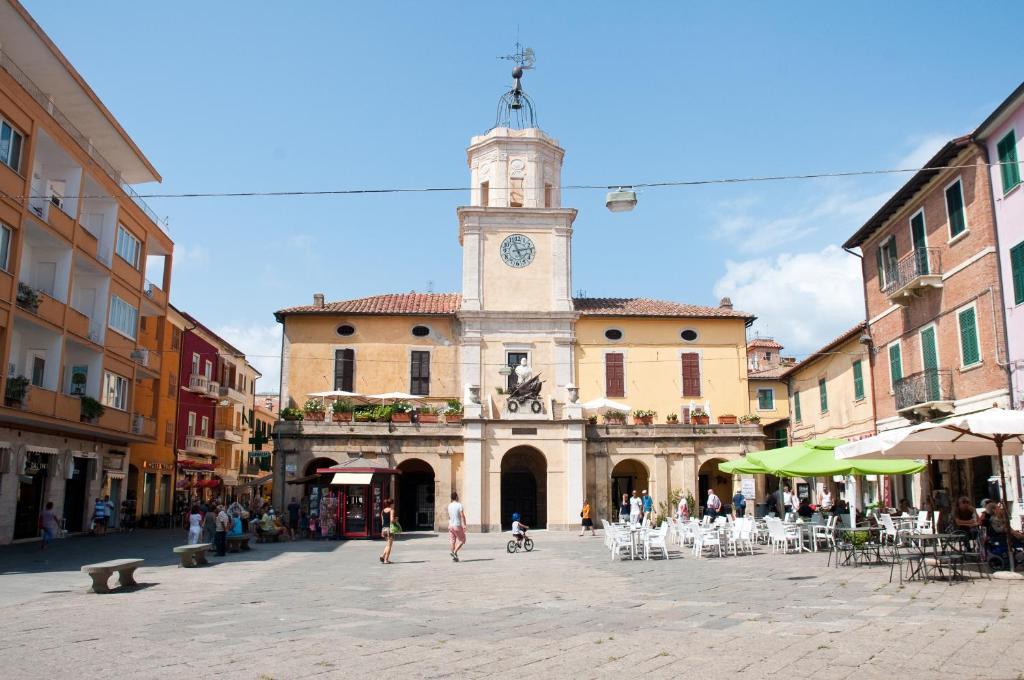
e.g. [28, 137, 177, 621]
[895, 369, 954, 419]
[882, 247, 943, 305]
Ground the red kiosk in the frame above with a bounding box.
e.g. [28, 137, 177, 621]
[316, 458, 401, 539]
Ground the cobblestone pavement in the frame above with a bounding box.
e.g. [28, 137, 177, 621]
[1, 529, 1023, 680]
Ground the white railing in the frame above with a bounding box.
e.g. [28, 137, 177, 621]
[188, 374, 210, 392]
[184, 435, 216, 456]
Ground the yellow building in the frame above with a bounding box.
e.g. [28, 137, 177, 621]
[745, 337, 792, 449]
[0, 1, 173, 541]
[274, 67, 764, 532]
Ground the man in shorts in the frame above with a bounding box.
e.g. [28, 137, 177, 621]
[447, 491, 467, 562]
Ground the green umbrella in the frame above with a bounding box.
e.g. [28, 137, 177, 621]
[719, 439, 923, 477]
[719, 440, 844, 475]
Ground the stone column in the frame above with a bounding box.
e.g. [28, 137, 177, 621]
[460, 221, 482, 312]
[653, 452, 670, 515]
[435, 450, 453, 530]
[461, 420, 485, 532]
[564, 421, 586, 531]
[594, 447, 611, 523]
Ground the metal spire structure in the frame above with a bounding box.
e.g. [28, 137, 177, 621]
[493, 42, 537, 130]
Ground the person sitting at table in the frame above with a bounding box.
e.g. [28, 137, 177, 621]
[797, 497, 815, 519]
[228, 513, 243, 536]
[897, 498, 912, 515]
[952, 496, 980, 550]
[985, 502, 1024, 544]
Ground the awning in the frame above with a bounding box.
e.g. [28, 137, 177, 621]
[331, 472, 373, 486]
[27, 445, 59, 455]
[105, 471, 126, 479]
[286, 473, 320, 485]
[0, 441, 11, 450]
[243, 474, 273, 487]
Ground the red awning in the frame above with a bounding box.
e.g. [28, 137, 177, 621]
[315, 466, 401, 475]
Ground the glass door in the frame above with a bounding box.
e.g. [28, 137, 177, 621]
[343, 486, 368, 536]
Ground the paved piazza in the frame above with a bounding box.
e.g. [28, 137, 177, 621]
[1, 530, 1022, 679]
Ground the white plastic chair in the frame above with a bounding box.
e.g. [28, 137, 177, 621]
[644, 522, 670, 560]
[766, 517, 801, 554]
[812, 515, 837, 551]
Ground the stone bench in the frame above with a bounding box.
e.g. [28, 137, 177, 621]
[173, 543, 212, 568]
[81, 558, 144, 593]
[226, 534, 252, 553]
[255, 530, 281, 543]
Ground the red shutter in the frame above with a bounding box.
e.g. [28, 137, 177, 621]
[605, 353, 624, 397]
[681, 353, 701, 396]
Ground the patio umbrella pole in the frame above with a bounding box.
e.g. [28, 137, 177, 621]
[995, 437, 1016, 575]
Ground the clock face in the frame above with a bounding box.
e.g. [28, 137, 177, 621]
[499, 233, 536, 268]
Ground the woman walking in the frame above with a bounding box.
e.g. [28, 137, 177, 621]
[379, 499, 398, 564]
[187, 505, 203, 545]
[618, 493, 630, 523]
[579, 499, 596, 536]
[39, 502, 60, 550]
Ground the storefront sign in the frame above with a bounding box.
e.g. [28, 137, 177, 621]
[103, 455, 124, 471]
[740, 478, 755, 499]
[286, 463, 297, 473]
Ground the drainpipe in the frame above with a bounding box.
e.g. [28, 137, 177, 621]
[844, 244, 879, 511]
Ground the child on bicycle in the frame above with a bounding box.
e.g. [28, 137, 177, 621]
[511, 512, 529, 547]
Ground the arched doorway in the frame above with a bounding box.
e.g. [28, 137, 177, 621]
[501, 446, 546, 530]
[610, 459, 650, 512]
[698, 458, 731, 516]
[397, 459, 435, 531]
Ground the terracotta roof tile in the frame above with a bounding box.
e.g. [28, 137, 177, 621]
[572, 297, 753, 319]
[748, 366, 788, 379]
[747, 338, 783, 349]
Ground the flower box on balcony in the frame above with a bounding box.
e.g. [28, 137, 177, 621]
[718, 414, 738, 425]
[418, 412, 439, 423]
[690, 409, 710, 425]
[392, 412, 412, 423]
[332, 412, 352, 423]
[444, 414, 462, 424]
[633, 416, 653, 425]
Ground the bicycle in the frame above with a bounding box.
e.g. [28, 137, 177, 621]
[507, 535, 534, 553]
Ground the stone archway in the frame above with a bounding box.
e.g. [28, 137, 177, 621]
[501, 446, 547, 530]
[396, 458, 435, 531]
[698, 458, 731, 516]
[304, 457, 339, 476]
[610, 459, 650, 515]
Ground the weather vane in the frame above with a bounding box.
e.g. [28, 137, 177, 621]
[492, 39, 537, 130]
[498, 41, 536, 71]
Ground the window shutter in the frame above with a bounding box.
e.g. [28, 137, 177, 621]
[410, 351, 430, 396]
[876, 246, 885, 290]
[1011, 241, 1024, 305]
[605, 353, 625, 398]
[852, 361, 864, 401]
[793, 391, 801, 423]
[888, 344, 902, 386]
[681, 352, 701, 396]
[958, 307, 980, 365]
[818, 378, 828, 413]
[998, 131, 1021, 192]
[945, 181, 966, 237]
[334, 349, 354, 392]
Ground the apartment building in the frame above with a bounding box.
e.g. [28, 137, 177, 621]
[745, 337, 792, 449]
[174, 308, 258, 507]
[844, 136, 1010, 505]
[0, 1, 173, 542]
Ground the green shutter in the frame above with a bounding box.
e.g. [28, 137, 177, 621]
[794, 391, 801, 423]
[852, 360, 864, 401]
[958, 307, 980, 366]
[818, 378, 828, 413]
[1011, 241, 1024, 305]
[876, 245, 885, 290]
[758, 389, 774, 410]
[998, 131, 1021, 193]
[945, 180, 966, 237]
[920, 326, 940, 400]
[889, 344, 902, 385]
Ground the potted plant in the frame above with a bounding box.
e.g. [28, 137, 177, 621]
[587, 415, 598, 425]
[690, 408, 710, 425]
[303, 399, 326, 422]
[391, 402, 413, 423]
[633, 409, 657, 425]
[444, 399, 463, 424]
[665, 413, 679, 424]
[603, 411, 626, 424]
[4, 375, 30, 407]
[416, 405, 438, 423]
[281, 406, 304, 421]
[79, 395, 106, 423]
[354, 406, 371, 422]
[739, 414, 761, 425]
[16, 283, 40, 313]
[332, 399, 354, 422]
[495, 386, 505, 395]
[718, 414, 738, 425]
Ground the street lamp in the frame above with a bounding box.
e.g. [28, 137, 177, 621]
[605, 187, 637, 213]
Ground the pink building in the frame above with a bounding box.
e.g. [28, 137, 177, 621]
[974, 82, 1024, 410]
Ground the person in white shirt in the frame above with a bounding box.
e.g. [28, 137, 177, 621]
[447, 491, 467, 562]
[783, 486, 794, 513]
[510, 512, 529, 547]
[819, 489, 833, 511]
[629, 490, 643, 525]
[706, 489, 722, 519]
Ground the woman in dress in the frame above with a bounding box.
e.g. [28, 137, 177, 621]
[579, 499, 595, 536]
[187, 505, 203, 545]
[379, 498, 397, 564]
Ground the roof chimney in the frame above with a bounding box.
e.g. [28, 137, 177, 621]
[718, 296, 733, 310]
[312, 293, 325, 309]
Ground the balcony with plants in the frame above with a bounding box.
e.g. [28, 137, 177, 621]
[5, 317, 62, 415]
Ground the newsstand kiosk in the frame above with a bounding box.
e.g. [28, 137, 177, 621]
[316, 459, 401, 539]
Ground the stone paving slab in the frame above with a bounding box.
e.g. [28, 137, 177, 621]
[1, 529, 1023, 679]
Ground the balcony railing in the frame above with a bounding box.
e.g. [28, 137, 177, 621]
[218, 384, 246, 404]
[215, 428, 243, 443]
[184, 435, 217, 456]
[131, 415, 157, 438]
[186, 374, 210, 393]
[882, 247, 943, 304]
[895, 369, 955, 417]
[0, 49, 169, 235]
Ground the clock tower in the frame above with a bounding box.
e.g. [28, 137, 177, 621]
[456, 64, 579, 406]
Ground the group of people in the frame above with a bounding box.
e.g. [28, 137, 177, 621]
[952, 496, 1024, 555]
[618, 489, 656, 525]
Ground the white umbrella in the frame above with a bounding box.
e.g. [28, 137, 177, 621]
[307, 390, 362, 398]
[579, 398, 632, 412]
[366, 392, 421, 401]
[836, 407, 1024, 577]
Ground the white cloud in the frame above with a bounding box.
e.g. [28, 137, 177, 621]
[713, 245, 865, 355]
[171, 243, 210, 280]
[896, 133, 954, 170]
[213, 323, 282, 394]
[710, 187, 892, 254]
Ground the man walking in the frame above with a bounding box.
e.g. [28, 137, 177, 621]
[629, 490, 643, 525]
[287, 497, 301, 539]
[447, 491, 467, 562]
[706, 488, 722, 520]
[641, 490, 654, 524]
[214, 504, 230, 557]
[92, 497, 108, 535]
[732, 489, 747, 518]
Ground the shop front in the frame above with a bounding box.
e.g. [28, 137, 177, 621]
[314, 461, 401, 540]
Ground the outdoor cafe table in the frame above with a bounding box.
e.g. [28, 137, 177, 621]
[902, 533, 966, 584]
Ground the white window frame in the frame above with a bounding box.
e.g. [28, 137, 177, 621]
[878, 235, 898, 288]
[108, 295, 138, 340]
[0, 222, 11, 272]
[677, 348, 703, 398]
[200, 415, 209, 437]
[756, 387, 775, 411]
[955, 302, 982, 368]
[191, 352, 200, 375]
[102, 371, 129, 411]
[918, 323, 941, 374]
[204, 360, 213, 380]
[0, 118, 25, 172]
[187, 411, 196, 436]
[908, 207, 927, 252]
[943, 175, 969, 243]
[115, 224, 142, 268]
[602, 349, 627, 399]
[887, 340, 903, 393]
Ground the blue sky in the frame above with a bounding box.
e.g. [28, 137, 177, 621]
[23, 1, 1024, 390]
